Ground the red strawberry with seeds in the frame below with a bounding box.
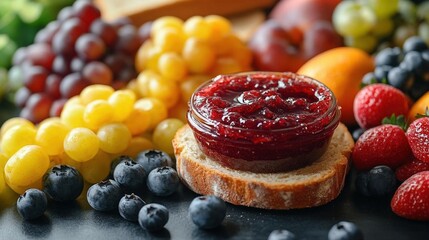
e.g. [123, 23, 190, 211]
[395, 158, 429, 182]
[407, 117, 429, 163]
[352, 124, 412, 171]
[353, 84, 409, 129]
[391, 171, 429, 221]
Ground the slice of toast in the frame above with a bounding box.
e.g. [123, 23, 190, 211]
[173, 123, 354, 210]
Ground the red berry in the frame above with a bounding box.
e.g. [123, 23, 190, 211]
[407, 117, 429, 163]
[396, 158, 429, 182]
[352, 124, 413, 171]
[353, 84, 409, 129]
[391, 171, 429, 221]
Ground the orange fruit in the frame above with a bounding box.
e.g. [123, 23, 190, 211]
[409, 92, 429, 122]
[297, 47, 374, 126]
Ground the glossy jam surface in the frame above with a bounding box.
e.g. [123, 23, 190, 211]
[188, 72, 340, 173]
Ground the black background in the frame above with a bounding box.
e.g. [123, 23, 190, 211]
[0, 101, 428, 240]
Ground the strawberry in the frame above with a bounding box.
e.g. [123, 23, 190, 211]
[391, 171, 429, 221]
[407, 117, 429, 163]
[352, 124, 413, 171]
[353, 84, 409, 129]
[395, 158, 429, 182]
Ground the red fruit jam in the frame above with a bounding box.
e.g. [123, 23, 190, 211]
[187, 72, 341, 173]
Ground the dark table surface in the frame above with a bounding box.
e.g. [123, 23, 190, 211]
[0, 100, 428, 240]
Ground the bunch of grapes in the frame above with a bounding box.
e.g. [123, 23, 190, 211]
[0, 84, 184, 194]
[12, 0, 140, 124]
[333, 0, 429, 53]
[131, 15, 252, 122]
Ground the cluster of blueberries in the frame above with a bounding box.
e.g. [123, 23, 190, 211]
[16, 149, 227, 231]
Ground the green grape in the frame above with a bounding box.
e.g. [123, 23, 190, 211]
[333, 1, 376, 37]
[419, 22, 429, 45]
[398, 0, 417, 24]
[362, 0, 398, 19]
[1, 125, 36, 158]
[80, 150, 111, 184]
[7, 65, 24, 92]
[64, 128, 99, 162]
[4, 145, 49, 187]
[152, 118, 185, 155]
[97, 123, 131, 154]
[417, 1, 429, 22]
[36, 120, 70, 156]
[372, 18, 394, 38]
[345, 35, 378, 53]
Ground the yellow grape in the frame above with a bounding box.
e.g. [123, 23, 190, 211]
[49, 155, 64, 168]
[153, 28, 185, 53]
[5, 176, 43, 195]
[39, 117, 62, 126]
[211, 57, 241, 75]
[213, 34, 243, 57]
[83, 100, 114, 130]
[97, 123, 131, 154]
[121, 136, 154, 158]
[60, 152, 82, 171]
[230, 45, 253, 69]
[64, 128, 99, 162]
[205, 15, 232, 42]
[126, 80, 142, 99]
[136, 70, 159, 97]
[61, 104, 86, 128]
[168, 101, 188, 123]
[152, 118, 185, 155]
[182, 38, 216, 73]
[80, 85, 115, 105]
[108, 90, 136, 122]
[36, 120, 70, 156]
[80, 150, 111, 184]
[151, 16, 184, 37]
[4, 145, 49, 187]
[135, 40, 154, 72]
[1, 125, 36, 158]
[62, 96, 83, 112]
[179, 74, 210, 103]
[0, 163, 5, 194]
[144, 45, 164, 72]
[135, 98, 168, 129]
[123, 106, 151, 136]
[158, 52, 188, 82]
[146, 74, 180, 108]
[0, 117, 34, 138]
[184, 16, 212, 40]
[0, 152, 8, 170]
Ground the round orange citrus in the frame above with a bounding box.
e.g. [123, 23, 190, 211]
[297, 47, 374, 126]
[409, 92, 429, 122]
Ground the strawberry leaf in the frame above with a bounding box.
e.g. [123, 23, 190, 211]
[382, 114, 408, 131]
[415, 107, 429, 119]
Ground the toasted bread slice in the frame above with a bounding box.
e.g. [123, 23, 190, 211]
[173, 123, 354, 210]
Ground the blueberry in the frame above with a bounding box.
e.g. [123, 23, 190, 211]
[43, 165, 84, 202]
[355, 171, 370, 197]
[136, 150, 172, 174]
[387, 67, 411, 89]
[367, 165, 397, 197]
[138, 203, 169, 231]
[16, 188, 47, 220]
[403, 36, 428, 53]
[401, 51, 424, 74]
[328, 221, 363, 240]
[375, 47, 401, 67]
[113, 159, 146, 192]
[374, 65, 392, 82]
[87, 179, 123, 212]
[118, 194, 146, 222]
[361, 72, 376, 85]
[189, 195, 226, 229]
[267, 230, 297, 240]
[110, 155, 133, 177]
[352, 128, 364, 142]
[147, 166, 180, 196]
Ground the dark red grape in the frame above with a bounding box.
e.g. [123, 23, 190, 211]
[53, 18, 87, 55]
[35, 21, 60, 44]
[90, 19, 118, 46]
[24, 93, 54, 123]
[138, 21, 152, 45]
[116, 67, 137, 82]
[60, 73, 89, 98]
[82, 61, 113, 85]
[73, 1, 101, 26]
[50, 99, 68, 117]
[70, 57, 86, 72]
[57, 6, 75, 22]
[52, 56, 71, 76]
[26, 43, 55, 70]
[111, 17, 132, 30]
[24, 66, 48, 93]
[115, 25, 140, 55]
[12, 47, 27, 65]
[104, 53, 131, 74]
[75, 33, 106, 60]
[45, 74, 62, 99]
[14, 87, 31, 108]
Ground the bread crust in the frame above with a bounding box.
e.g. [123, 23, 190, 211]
[173, 123, 354, 210]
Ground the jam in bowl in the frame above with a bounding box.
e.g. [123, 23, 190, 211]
[187, 72, 341, 173]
